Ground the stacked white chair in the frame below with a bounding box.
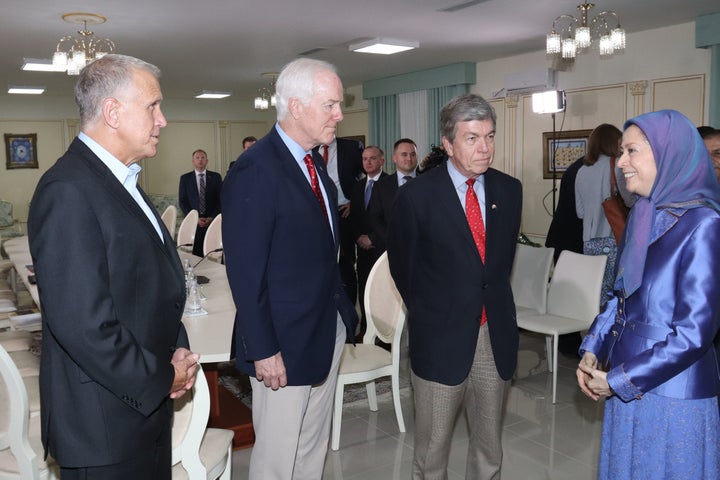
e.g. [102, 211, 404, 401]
[517, 250, 607, 403]
[0, 345, 58, 479]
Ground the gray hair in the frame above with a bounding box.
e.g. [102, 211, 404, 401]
[275, 58, 337, 121]
[440, 93, 496, 142]
[75, 54, 161, 128]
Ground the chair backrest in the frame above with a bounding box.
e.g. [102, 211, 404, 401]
[510, 244, 555, 313]
[171, 364, 209, 479]
[0, 345, 40, 479]
[363, 252, 407, 347]
[177, 210, 199, 250]
[162, 205, 178, 240]
[546, 250, 608, 325]
[202, 214, 223, 262]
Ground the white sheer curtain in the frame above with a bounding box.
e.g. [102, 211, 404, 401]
[398, 90, 430, 162]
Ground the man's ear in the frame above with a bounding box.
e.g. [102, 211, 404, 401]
[288, 97, 303, 120]
[102, 97, 121, 129]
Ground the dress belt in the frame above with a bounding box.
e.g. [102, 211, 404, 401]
[614, 318, 673, 342]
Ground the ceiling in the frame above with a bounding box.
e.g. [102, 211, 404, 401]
[1, 0, 717, 102]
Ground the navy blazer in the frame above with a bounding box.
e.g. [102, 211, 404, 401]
[28, 137, 188, 467]
[348, 172, 388, 242]
[178, 169, 222, 217]
[222, 127, 357, 385]
[387, 165, 522, 383]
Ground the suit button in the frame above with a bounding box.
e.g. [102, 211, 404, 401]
[174, 303, 181, 309]
[482, 283, 488, 289]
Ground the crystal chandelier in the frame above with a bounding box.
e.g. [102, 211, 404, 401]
[546, 3, 626, 60]
[254, 73, 278, 111]
[52, 13, 116, 76]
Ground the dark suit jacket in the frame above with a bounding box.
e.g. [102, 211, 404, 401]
[221, 127, 358, 385]
[366, 173, 400, 252]
[178, 169, 222, 217]
[545, 156, 584, 261]
[313, 137, 363, 201]
[387, 165, 522, 384]
[348, 172, 388, 242]
[28, 137, 188, 467]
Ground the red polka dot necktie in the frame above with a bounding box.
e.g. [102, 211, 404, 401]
[304, 154, 330, 227]
[466, 178, 487, 325]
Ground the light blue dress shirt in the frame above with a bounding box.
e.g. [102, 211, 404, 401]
[275, 124, 335, 236]
[446, 160, 486, 227]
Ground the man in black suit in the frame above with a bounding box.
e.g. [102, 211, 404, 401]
[27, 54, 199, 480]
[222, 58, 357, 479]
[366, 138, 418, 254]
[348, 145, 387, 339]
[314, 137, 364, 304]
[387, 94, 522, 479]
[178, 149, 222, 256]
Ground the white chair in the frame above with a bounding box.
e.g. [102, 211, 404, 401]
[0, 345, 58, 480]
[162, 205, 178, 241]
[177, 210, 199, 253]
[172, 364, 233, 480]
[331, 252, 406, 451]
[517, 250, 607, 403]
[202, 215, 223, 263]
[511, 244, 555, 319]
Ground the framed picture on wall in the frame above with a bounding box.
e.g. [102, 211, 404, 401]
[542, 129, 592, 179]
[5, 133, 38, 169]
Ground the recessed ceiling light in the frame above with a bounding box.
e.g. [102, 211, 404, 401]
[195, 90, 232, 99]
[8, 86, 45, 95]
[21, 58, 67, 72]
[349, 38, 419, 55]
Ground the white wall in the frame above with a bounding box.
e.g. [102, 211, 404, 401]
[0, 22, 711, 228]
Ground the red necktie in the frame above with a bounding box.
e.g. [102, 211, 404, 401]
[466, 178, 487, 325]
[322, 145, 329, 164]
[303, 154, 330, 227]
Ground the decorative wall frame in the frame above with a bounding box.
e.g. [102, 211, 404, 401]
[542, 129, 592, 179]
[4, 133, 38, 169]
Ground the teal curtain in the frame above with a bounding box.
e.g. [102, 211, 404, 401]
[369, 95, 400, 174]
[427, 84, 468, 148]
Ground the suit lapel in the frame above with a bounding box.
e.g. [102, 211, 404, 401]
[71, 139, 175, 258]
[434, 167, 482, 263]
[270, 132, 337, 246]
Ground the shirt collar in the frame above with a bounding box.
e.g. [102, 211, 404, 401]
[446, 158, 484, 191]
[78, 131, 136, 186]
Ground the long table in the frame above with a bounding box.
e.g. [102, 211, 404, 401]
[3, 236, 254, 449]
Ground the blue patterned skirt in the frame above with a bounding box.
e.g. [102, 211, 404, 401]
[583, 236, 616, 306]
[598, 393, 720, 479]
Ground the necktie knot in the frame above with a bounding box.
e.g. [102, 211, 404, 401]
[403, 175, 412, 185]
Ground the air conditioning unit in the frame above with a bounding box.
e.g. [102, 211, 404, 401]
[503, 69, 556, 96]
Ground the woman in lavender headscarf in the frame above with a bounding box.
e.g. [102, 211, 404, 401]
[576, 110, 720, 479]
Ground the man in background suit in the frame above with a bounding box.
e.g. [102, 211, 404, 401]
[348, 145, 387, 339]
[222, 58, 357, 480]
[27, 54, 199, 480]
[387, 94, 522, 480]
[366, 138, 418, 254]
[314, 137, 364, 304]
[178, 149, 222, 256]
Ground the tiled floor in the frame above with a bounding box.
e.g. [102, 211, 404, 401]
[231, 332, 606, 479]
